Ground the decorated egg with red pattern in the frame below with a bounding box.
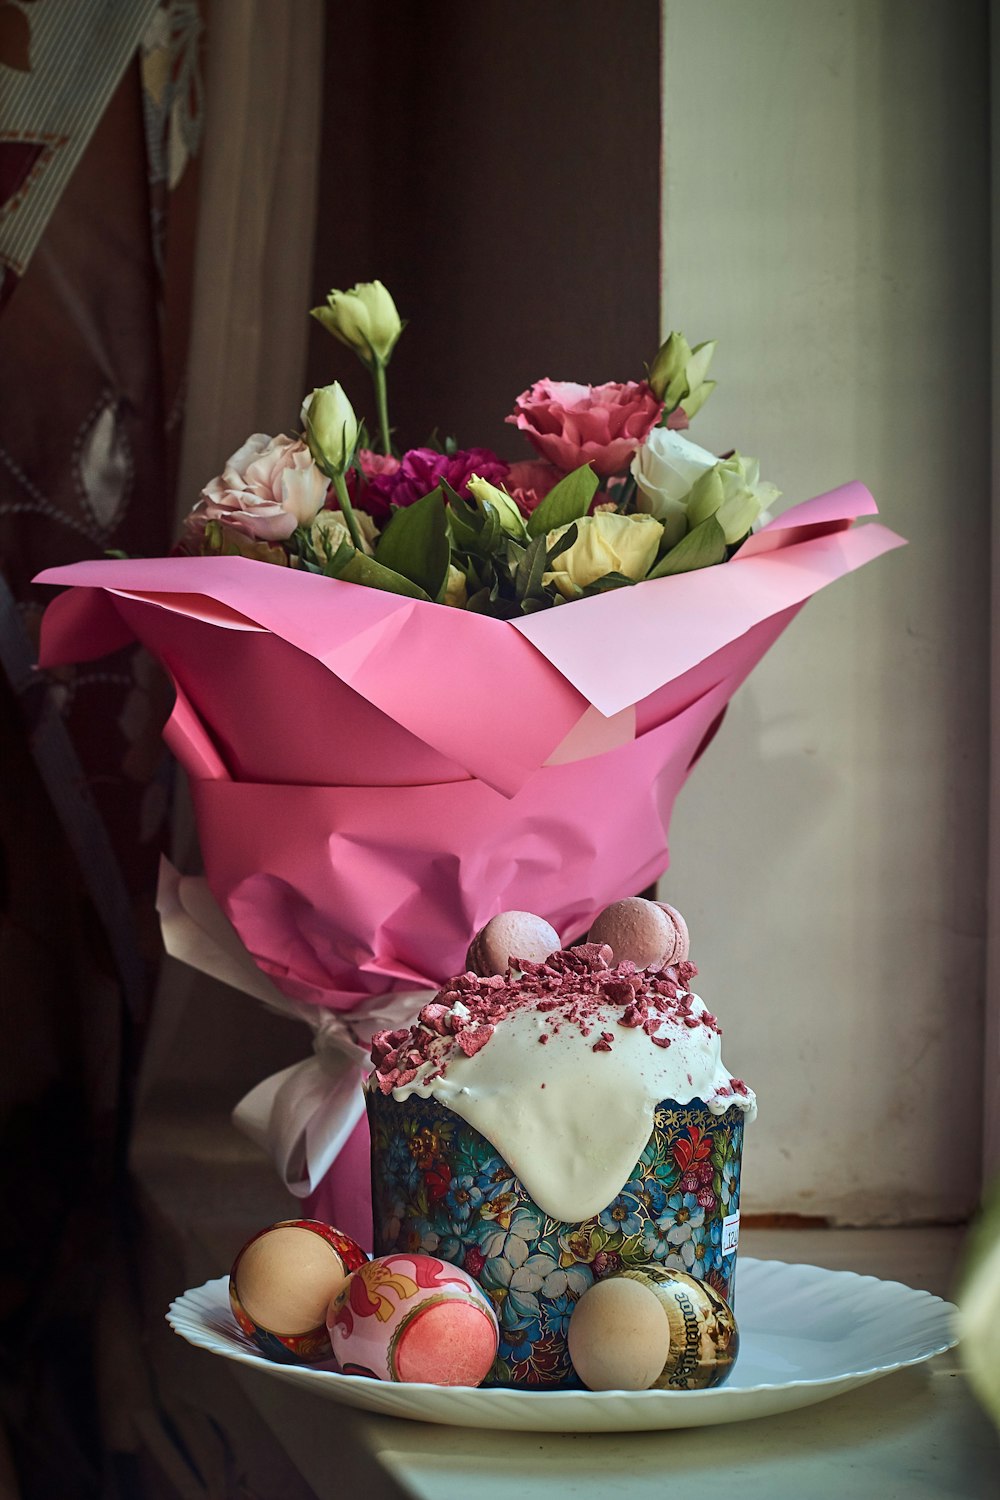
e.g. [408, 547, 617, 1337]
[229, 1219, 367, 1364]
[328, 1253, 499, 1385]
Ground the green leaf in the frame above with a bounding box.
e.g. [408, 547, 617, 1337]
[514, 533, 548, 602]
[445, 484, 503, 558]
[329, 546, 431, 600]
[374, 486, 451, 597]
[544, 521, 580, 569]
[646, 515, 727, 578]
[474, 502, 502, 558]
[320, 536, 356, 575]
[526, 464, 599, 538]
[579, 571, 635, 597]
[445, 495, 483, 552]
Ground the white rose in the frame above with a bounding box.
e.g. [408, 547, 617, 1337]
[631, 429, 718, 545]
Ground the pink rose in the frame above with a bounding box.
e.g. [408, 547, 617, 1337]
[352, 445, 509, 521]
[504, 460, 562, 517]
[186, 433, 329, 543]
[506, 379, 663, 477]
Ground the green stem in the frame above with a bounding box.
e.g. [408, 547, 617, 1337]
[332, 470, 365, 551]
[373, 360, 392, 456]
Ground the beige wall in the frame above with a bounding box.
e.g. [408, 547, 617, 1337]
[660, 0, 990, 1222]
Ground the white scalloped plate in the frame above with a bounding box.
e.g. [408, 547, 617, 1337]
[167, 1257, 957, 1432]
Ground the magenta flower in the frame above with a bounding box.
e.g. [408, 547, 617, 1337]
[353, 446, 509, 520]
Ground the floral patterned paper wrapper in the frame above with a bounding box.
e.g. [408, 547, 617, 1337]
[367, 1090, 744, 1390]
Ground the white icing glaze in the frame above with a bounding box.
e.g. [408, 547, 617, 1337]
[380, 990, 755, 1224]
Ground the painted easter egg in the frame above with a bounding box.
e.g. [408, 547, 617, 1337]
[327, 1253, 500, 1385]
[568, 1266, 739, 1391]
[229, 1219, 368, 1364]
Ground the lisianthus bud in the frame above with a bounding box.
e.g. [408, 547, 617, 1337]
[311, 280, 402, 368]
[302, 383, 359, 478]
[543, 512, 663, 600]
[442, 564, 468, 608]
[466, 474, 527, 538]
[686, 454, 781, 544]
[648, 332, 717, 420]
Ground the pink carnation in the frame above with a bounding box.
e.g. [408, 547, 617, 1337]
[507, 379, 663, 478]
[352, 446, 509, 521]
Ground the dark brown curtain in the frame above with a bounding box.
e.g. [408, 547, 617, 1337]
[306, 0, 661, 456]
[0, 10, 202, 1494]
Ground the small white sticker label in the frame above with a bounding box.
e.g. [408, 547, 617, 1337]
[722, 1212, 740, 1256]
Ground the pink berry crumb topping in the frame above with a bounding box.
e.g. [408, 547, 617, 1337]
[369, 942, 716, 1095]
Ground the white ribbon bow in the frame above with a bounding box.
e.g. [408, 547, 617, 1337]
[230, 991, 433, 1196]
[156, 858, 432, 1196]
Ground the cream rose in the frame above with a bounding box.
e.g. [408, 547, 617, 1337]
[188, 432, 329, 542]
[309, 506, 378, 562]
[543, 512, 663, 600]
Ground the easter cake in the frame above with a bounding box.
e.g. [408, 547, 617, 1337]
[366, 897, 754, 1388]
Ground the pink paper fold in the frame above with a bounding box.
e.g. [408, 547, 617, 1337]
[34, 482, 904, 1008]
[34, 480, 903, 1231]
[187, 672, 736, 1010]
[36, 483, 903, 796]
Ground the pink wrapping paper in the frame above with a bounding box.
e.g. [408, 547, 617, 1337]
[35, 482, 904, 1239]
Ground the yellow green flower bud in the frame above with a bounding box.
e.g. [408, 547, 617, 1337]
[466, 474, 528, 539]
[301, 382, 359, 479]
[648, 331, 717, 419]
[311, 280, 403, 369]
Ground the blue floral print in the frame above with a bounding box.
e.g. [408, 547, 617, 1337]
[369, 1093, 744, 1388]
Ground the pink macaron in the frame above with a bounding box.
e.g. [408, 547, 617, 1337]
[466, 910, 561, 976]
[588, 897, 689, 970]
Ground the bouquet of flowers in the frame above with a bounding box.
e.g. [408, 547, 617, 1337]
[175, 279, 780, 612]
[36, 280, 903, 1245]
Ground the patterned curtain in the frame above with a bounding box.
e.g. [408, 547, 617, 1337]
[0, 4, 203, 1494]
